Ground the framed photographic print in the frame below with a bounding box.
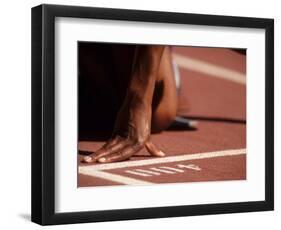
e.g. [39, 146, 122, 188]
[31, 4, 274, 225]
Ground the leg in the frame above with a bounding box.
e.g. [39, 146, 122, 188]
[83, 45, 166, 163]
[151, 46, 178, 133]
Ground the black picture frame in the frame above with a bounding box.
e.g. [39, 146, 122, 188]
[31, 4, 274, 225]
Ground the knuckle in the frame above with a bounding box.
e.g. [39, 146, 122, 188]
[131, 142, 144, 151]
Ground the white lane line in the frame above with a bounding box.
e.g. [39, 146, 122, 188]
[79, 148, 246, 171]
[172, 54, 246, 85]
[79, 168, 153, 185]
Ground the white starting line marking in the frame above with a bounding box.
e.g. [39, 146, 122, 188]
[172, 54, 246, 85]
[79, 148, 246, 171]
[79, 148, 246, 185]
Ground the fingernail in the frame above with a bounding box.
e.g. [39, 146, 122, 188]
[98, 157, 106, 163]
[83, 156, 92, 162]
[158, 151, 165, 157]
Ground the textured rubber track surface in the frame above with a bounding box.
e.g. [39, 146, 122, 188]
[78, 47, 246, 187]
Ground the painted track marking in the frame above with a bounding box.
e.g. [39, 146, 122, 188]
[79, 148, 246, 171]
[135, 169, 161, 176]
[79, 148, 246, 185]
[125, 170, 152, 177]
[159, 166, 185, 173]
[125, 164, 200, 177]
[149, 167, 176, 174]
[172, 54, 246, 85]
[178, 164, 202, 171]
[79, 168, 153, 185]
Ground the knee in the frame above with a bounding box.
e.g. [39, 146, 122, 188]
[151, 106, 177, 133]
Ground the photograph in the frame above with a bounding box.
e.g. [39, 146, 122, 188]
[77, 43, 247, 187]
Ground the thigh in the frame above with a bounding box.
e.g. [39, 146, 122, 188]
[78, 43, 117, 138]
[111, 44, 136, 98]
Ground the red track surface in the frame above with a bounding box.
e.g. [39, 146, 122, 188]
[78, 46, 246, 187]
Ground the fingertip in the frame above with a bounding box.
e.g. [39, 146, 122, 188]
[82, 156, 92, 163]
[145, 141, 165, 157]
[98, 157, 106, 163]
[157, 150, 165, 157]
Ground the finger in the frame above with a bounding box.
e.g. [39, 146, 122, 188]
[145, 141, 165, 157]
[98, 144, 143, 163]
[82, 136, 124, 163]
[84, 139, 131, 163]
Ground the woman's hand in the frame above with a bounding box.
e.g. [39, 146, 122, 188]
[82, 45, 165, 163]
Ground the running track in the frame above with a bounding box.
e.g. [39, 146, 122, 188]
[78, 46, 246, 187]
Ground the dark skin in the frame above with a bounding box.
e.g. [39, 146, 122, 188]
[82, 45, 177, 163]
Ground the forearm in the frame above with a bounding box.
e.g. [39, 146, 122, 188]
[127, 45, 164, 105]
